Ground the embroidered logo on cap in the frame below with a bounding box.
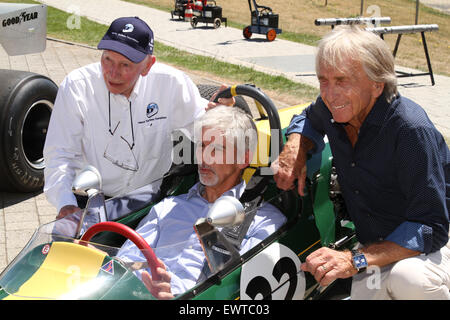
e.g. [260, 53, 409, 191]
[122, 23, 134, 33]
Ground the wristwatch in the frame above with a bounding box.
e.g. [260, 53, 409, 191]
[351, 249, 368, 272]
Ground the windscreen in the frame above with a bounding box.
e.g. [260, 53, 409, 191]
[0, 218, 207, 300]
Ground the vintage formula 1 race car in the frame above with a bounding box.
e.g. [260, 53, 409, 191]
[0, 84, 356, 300]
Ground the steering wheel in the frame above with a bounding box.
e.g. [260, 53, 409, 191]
[80, 221, 160, 281]
[214, 84, 284, 156]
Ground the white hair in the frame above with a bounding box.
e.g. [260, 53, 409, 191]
[195, 105, 257, 159]
[316, 25, 398, 102]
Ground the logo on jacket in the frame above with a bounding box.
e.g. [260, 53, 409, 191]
[146, 103, 159, 118]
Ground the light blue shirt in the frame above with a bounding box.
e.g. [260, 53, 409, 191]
[117, 180, 286, 295]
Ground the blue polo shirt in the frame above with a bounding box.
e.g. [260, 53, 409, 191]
[287, 94, 449, 254]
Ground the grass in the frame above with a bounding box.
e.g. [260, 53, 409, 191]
[126, 0, 450, 76]
[4, 0, 446, 141]
[154, 42, 318, 104]
[124, 0, 450, 145]
[46, 10, 108, 47]
[4, 0, 318, 104]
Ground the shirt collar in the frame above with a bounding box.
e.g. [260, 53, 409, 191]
[129, 75, 142, 100]
[319, 94, 395, 128]
[186, 180, 247, 201]
[99, 62, 141, 102]
[106, 75, 142, 102]
[362, 95, 392, 127]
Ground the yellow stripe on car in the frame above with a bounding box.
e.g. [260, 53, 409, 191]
[5, 242, 106, 300]
[243, 103, 309, 183]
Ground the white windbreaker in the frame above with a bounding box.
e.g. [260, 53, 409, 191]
[43, 62, 207, 212]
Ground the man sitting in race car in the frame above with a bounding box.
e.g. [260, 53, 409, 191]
[116, 105, 286, 299]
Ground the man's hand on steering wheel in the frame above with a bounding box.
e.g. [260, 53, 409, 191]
[141, 259, 174, 300]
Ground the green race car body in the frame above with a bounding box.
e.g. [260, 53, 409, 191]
[0, 85, 356, 300]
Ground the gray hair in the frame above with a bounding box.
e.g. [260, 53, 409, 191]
[316, 25, 398, 102]
[195, 106, 257, 160]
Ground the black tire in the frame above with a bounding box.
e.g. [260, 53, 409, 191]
[0, 70, 57, 193]
[213, 18, 221, 29]
[196, 84, 252, 115]
[190, 17, 198, 28]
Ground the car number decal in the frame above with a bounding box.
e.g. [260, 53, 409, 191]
[240, 243, 305, 300]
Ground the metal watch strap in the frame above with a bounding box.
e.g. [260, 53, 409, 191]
[351, 249, 368, 272]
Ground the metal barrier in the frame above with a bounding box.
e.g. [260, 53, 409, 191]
[366, 24, 439, 85]
[314, 17, 391, 28]
[314, 17, 439, 85]
[366, 24, 439, 35]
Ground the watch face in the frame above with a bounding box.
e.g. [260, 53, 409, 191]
[353, 254, 368, 269]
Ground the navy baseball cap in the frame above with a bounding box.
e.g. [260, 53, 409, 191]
[98, 17, 154, 63]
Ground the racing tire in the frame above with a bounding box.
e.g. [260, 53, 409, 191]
[0, 70, 57, 193]
[190, 17, 198, 28]
[196, 84, 252, 115]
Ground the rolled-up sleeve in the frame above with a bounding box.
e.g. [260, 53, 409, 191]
[286, 112, 325, 154]
[385, 221, 433, 252]
[285, 99, 328, 154]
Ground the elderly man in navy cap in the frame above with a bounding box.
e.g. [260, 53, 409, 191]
[44, 17, 218, 219]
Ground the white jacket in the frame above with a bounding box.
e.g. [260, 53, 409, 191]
[44, 62, 206, 212]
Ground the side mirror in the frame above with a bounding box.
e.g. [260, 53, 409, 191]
[206, 196, 245, 227]
[194, 196, 245, 277]
[72, 165, 102, 197]
[71, 166, 106, 238]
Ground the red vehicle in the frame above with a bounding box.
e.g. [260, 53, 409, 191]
[190, 0, 227, 29]
[171, 0, 190, 20]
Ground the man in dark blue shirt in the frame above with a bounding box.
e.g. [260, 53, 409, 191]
[272, 26, 450, 299]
